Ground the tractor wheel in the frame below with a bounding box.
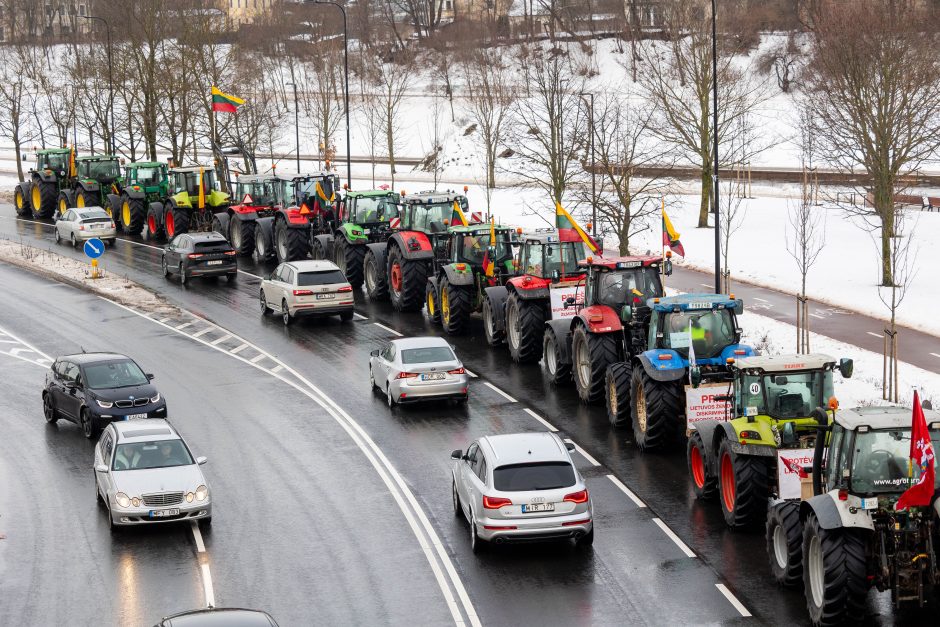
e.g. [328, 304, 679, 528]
[717, 438, 771, 528]
[425, 281, 441, 325]
[108, 195, 124, 233]
[441, 277, 471, 335]
[229, 217, 256, 256]
[275, 220, 309, 262]
[387, 246, 426, 312]
[337, 239, 366, 289]
[802, 512, 868, 625]
[14, 184, 31, 217]
[311, 237, 327, 260]
[571, 324, 619, 404]
[164, 201, 190, 238]
[57, 191, 71, 217]
[364, 249, 389, 301]
[767, 501, 803, 587]
[211, 212, 230, 237]
[75, 189, 92, 209]
[630, 367, 682, 452]
[30, 178, 57, 218]
[146, 202, 166, 240]
[482, 295, 503, 346]
[542, 328, 571, 386]
[253, 217, 274, 263]
[605, 362, 633, 427]
[687, 430, 718, 499]
[506, 293, 544, 364]
[121, 196, 146, 236]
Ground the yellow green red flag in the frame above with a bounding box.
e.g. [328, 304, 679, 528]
[211, 86, 245, 114]
[452, 200, 469, 227]
[555, 202, 599, 253]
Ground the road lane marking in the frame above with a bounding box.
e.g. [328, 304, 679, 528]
[0, 325, 53, 361]
[175, 322, 193, 330]
[715, 583, 751, 617]
[210, 334, 232, 345]
[753, 297, 769, 303]
[159, 317, 171, 323]
[930, 353, 940, 359]
[190, 521, 206, 553]
[200, 564, 216, 608]
[809, 313, 825, 319]
[700, 283, 712, 288]
[523, 408, 557, 432]
[271, 365, 284, 374]
[192, 327, 213, 338]
[354, 313, 369, 320]
[652, 518, 696, 558]
[373, 322, 403, 336]
[484, 382, 517, 403]
[565, 439, 600, 466]
[866, 331, 883, 338]
[464, 368, 478, 378]
[229, 343, 249, 354]
[606, 475, 646, 508]
[249, 353, 266, 364]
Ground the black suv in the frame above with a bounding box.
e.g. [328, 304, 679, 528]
[42, 352, 168, 439]
[162, 231, 238, 284]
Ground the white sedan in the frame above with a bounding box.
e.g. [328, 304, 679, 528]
[369, 336, 470, 407]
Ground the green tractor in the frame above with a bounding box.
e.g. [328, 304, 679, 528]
[144, 166, 230, 240]
[57, 155, 124, 221]
[687, 353, 854, 528]
[114, 161, 169, 236]
[14, 147, 75, 219]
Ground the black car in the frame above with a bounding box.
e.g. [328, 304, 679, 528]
[162, 231, 237, 284]
[154, 608, 279, 627]
[42, 352, 168, 439]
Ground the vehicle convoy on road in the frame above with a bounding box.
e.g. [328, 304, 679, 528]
[43, 352, 167, 439]
[762, 405, 940, 626]
[362, 189, 472, 312]
[145, 166, 231, 240]
[259, 259, 354, 325]
[54, 206, 116, 247]
[369, 336, 470, 407]
[451, 432, 594, 553]
[117, 161, 169, 236]
[94, 419, 211, 530]
[685, 353, 854, 528]
[161, 231, 238, 285]
[58, 154, 125, 218]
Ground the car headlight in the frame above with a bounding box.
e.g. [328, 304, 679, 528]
[186, 492, 194, 503]
[195, 485, 208, 502]
[95, 398, 114, 408]
[131, 497, 140, 507]
[150, 392, 161, 403]
[115, 492, 130, 508]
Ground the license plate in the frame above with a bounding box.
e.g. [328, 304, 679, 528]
[126, 413, 148, 420]
[421, 373, 445, 381]
[316, 293, 335, 299]
[522, 503, 555, 513]
[363, 229, 371, 235]
[206, 260, 223, 266]
[862, 497, 878, 510]
[149, 508, 180, 518]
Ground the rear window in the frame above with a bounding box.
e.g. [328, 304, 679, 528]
[494, 462, 576, 491]
[401, 346, 455, 364]
[297, 270, 346, 285]
[80, 212, 111, 221]
[194, 241, 231, 252]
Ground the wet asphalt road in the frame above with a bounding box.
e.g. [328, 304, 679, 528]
[0, 208, 936, 626]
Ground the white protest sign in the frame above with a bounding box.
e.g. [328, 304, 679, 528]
[549, 285, 583, 320]
[777, 448, 815, 500]
[684, 383, 729, 427]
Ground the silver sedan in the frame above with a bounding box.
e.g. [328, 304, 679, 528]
[54, 206, 116, 247]
[369, 336, 470, 407]
[94, 419, 212, 529]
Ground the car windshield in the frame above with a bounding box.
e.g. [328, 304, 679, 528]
[84, 159, 119, 180]
[401, 346, 455, 364]
[297, 270, 346, 285]
[40, 153, 69, 172]
[459, 230, 510, 265]
[849, 429, 940, 494]
[660, 309, 736, 359]
[493, 462, 576, 491]
[597, 267, 663, 308]
[133, 166, 164, 186]
[737, 370, 833, 419]
[113, 439, 193, 471]
[352, 196, 396, 223]
[84, 360, 149, 389]
[525, 241, 585, 278]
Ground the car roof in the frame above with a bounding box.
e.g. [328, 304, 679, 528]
[836, 405, 940, 430]
[73, 207, 110, 217]
[112, 419, 178, 443]
[733, 353, 837, 373]
[185, 231, 229, 243]
[480, 433, 569, 466]
[286, 259, 340, 272]
[391, 336, 453, 350]
[58, 352, 132, 365]
[160, 607, 278, 627]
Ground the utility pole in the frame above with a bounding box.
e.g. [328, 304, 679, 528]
[711, 0, 721, 294]
[311, 1, 351, 189]
[580, 92, 596, 238]
[77, 14, 115, 155]
[287, 81, 300, 172]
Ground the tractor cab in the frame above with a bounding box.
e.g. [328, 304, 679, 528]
[235, 174, 281, 209]
[577, 255, 664, 324]
[291, 171, 340, 212]
[447, 224, 517, 274]
[517, 231, 586, 281]
[649, 294, 747, 375]
[35, 148, 71, 175]
[75, 155, 121, 184]
[170, 167, 219, 197]
[342, 190, 401, 229]
[124, 162, 168, 194]
[400, 191, 470, 235]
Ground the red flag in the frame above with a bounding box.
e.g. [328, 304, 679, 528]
[896, 391, 936, 511]
[781, 456, 808, 479]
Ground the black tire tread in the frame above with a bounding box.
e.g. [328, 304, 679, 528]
[482, 295, 503, 346]
[364, 249, 389, 300]
[766, 501, 803, 587]
[32, 179, 57, 218]
[123, 195, 147, 236]
[230, 217, 256, 256]
[442, 278, 471, 335]
[605, 362, 633, 427]
[340, 240, 367, 288]
[631, 367, 683, 451]
[507, 293, 544, 364]
[276, 220, 310, 262]
[572, 325, 619, 404]
[687, 430, 719, 499]
[426, 280, 441, 324]
[718, 438, 771, 528]
[388, 246, 426, 312]
[802, 514, 868, 625]
[543, 329, 572, 386]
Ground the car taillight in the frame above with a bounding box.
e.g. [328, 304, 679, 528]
[224, 250, 237, 256]
[563, 489, 589, 504]
[78, 225, 85, 231]
[338, 286, 353, 292]
[110, 222, 115, 228]
[447, 367, 465, 375]
[483, 495, 512, 509]
[188, 253, 203, 259]
[293, 289, 313, 296]
[396, 372, 420, 379]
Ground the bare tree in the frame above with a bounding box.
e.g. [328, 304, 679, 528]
[718, 177, 746, 294]
[755, 31, 803, 94]
[0, 45, 35, 179]
[464, 48, 515, 195]
[876, 209, 917, 403]
[802, 0, 940, 287]
[419, 96, 446, 188]
[369, 56, 413, 188]
[358, 93, 384, 188]
[307, 51, 346, 163]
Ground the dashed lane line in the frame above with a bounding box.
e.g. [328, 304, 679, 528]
[190, 521, 206, 553]
[753, 297, 770, 303]
[700, 283, 713, 289]
[483, 382, 517, 403]
[249, 353, 266, 364]
[715, 583, 752, 618]
[200, 564, 216, 608]
[931, 353, 940, 359]
[809, 313, 825, 319]
[175, 322, 193, 331]
[354, 313, 369, 321]
[866, 331, 883, 338]
[651, 518, 696, 558]
[564, 439, 600, 467]
[373, 322, 403, 337]
[229, 343, 249, 354]
[210, 334, 232, 345]
[606, 475, 646, 508]
[192, 327, 213, 338]
[271, 365, 284, 374]
[523, 408, 558, 432]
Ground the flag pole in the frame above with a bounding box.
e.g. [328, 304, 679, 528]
[661, 198, 667, 291]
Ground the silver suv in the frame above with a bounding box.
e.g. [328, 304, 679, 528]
[451, 432, 593, 552]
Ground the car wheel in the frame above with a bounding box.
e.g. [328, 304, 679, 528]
[387, 383, 395, 408]
[470, 515, 484, 554]
[107, 502, 118, 532]
[577, 527, 595, 549]
[70, 233, 77, 248]
[179, 264, 188, 285]
[161, 256, 170, 278]
[95, 474, 104, 507]
[54, 228, 61, 244]
[259, 290, 269, 315]
[369, 365, 376, 391]
[452, 479, 462, 518]
[282, 300, 292, 326]
[80, 409, 97, 440]
[43, 393, 58, 424]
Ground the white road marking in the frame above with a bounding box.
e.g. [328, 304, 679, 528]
[464, 368, 477, 378]
[809, 313, 825, 319]
[200, 564, 216, 608]
[930, 353, 940, 359]
[229, 343, 249, 354]
[175, 322, 193, 330]
[523, 408, 557, 432]
[192, 327, 213, 338]
[354, 313, 369, 320]
[483, 382, 517, 403]
[700, 283, 713, 288]
[249, 353, 266, 364]
[271, 365, 284, 374]
[210, 334, 232, 345]
[159, 317, 171, 323]
[564, 439, 600, 466]
[715, 583, 752, 617]
[373, 322, 403, 336]
[0, 339, 18, 344]
[652, 518, 696, 558]
[866, 331, 883, 338]
[606, 475, 646, 508]
[0, 325, 53, 361]
[753, 297, 769, 303]
[190, 521, 206, 553]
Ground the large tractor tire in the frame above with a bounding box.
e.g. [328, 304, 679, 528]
[336, 239, 366, 289]
[605, 362, 633, 427]
[275, 219, 309, 262]
[802, 512, 868, 625]
[121, 195, 147, 236]
[75, 188, 93, 209]
[364, 249, 389, 301]
[14, 184, 32, 217]
[482, 295, 503, 346]
[571, 324, 619, 404]
[163, 201, 190, 238]
[229, 216, 256, 256]
[146, 202, 166, 240]
[107, 194, 124, 233]
[687, 430, 718, 499]
[253, 217, 274, 263]
[387, 246, 426, 312]
[211, 212, 229, 236]
[506, 293, 544, 364]
[426, 281, 441, 325]
[717, 437, 771, 528]
[30, 178, 57, 219]
[440, 277, 471, 335]
[311, 237, 328, 260]
[630, 368, 682, 452]
[56, 191, 72, 217]
[767, 501, 803, 587]
[542, 328, 571, 386]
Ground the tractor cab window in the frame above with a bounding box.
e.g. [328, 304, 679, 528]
[660, 309, 735, 358]
[825, 424, 845, 491]
[292, 178, 316, 205]
[459, 230, 509, 265]
[351, 196, 395, 224]
[83, 159, 119, 181]
[40, 152, 68, 172]
[133, 166, 163, 186]
[737, 370, 833, 419]
[411, 202, 451, 233]
[175, 171, 216, 195]
[849, 428, 940, 494]
[542, 241, 585, 278]
[597, 267, 662, 309]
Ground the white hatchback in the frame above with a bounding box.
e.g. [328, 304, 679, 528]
[260, 259, 354, 325]
[54, 206, 116, 247]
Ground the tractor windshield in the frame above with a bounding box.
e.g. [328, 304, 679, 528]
[83, 159, 119, 181]
[351, 196, 397, 224]
[524, 241, 585, 278]
[39, 152, 69, 172]
[661, 309, 736, 359]
[849, 429, 940, 495]
[238, 180, 275, 206]
[597, 267, 663, 308]
[132, 166, 164, 187]
[459, 230, 510, 265]
[737, 370, 833, 419]
[411, 202, 454, 233]
[176, 170, 216, 195]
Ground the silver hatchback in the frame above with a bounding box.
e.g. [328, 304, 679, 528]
[451, 432, 593, 552]
[370, 336, 470, 407]
[54, 206, 116, 247]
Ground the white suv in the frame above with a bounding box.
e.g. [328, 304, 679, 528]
[260, 259, 354, 325]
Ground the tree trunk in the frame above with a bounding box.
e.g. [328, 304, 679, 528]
[487, 149, 496, 189]
[386, 103, 396, 187]
[698, 165, 711, 227]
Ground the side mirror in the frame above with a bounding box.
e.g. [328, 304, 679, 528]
[690, 367, 702, 388]
[146, 373, 155, 381]
[714, 394, 732, 403]
[95, 464, 108, 473]
[370, 349, 379, 357]
[839, 358, 854, 379]
[734, 300, 744, 316]
[450, 449, 462, 460]
[197, 456, 208, 465]
[551, 269, 560, 283]
[620, 305, 633, 323]
[565, 442, 576, 452]
[811, 407, 829, 426]
[564, 296, 576, 309]
[664, 259, 673, 276]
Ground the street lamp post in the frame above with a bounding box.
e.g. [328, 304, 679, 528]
[711, 0, 721, 294]
[579, 92, 596, 238]
[311, 0, 351, 189]
[287, 81, 300, 171]
[77, 14, 115, 156]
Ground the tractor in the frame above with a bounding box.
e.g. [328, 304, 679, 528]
[612, 294, 752, 451]
[14, 147, 74, 219]
[481, 230, 588, 364]
[540, 255, 667, 406]
[211, 173, 286, 256]
[114, 161, 169, 236]
[269, 171, 342, 263]
[57, 154, 125, 223]
[362, 190, 472, 312]
[685, 353, 853, 528]
[425, 223, 519, 334]
[764, 404, 940, 625]
[145, 166, 231, 240]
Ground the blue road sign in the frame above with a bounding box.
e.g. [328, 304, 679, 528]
[83, 238, 105, 259]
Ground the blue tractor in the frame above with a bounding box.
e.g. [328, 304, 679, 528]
[605, 294, 753, 451]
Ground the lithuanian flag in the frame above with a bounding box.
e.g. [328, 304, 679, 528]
[483, 217, 496, 277]
[451, 200, 469, 227]
[662, 206, 685, 257]
[555, 202, 599, 253]
[211, 86, 245, 114]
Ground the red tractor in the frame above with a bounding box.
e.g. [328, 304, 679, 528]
[266, 171, 341, 263]
[210, 173, 286, 256]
